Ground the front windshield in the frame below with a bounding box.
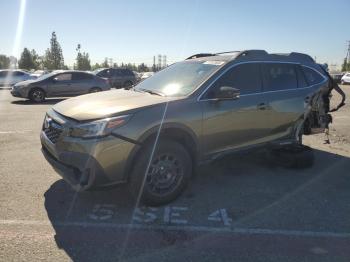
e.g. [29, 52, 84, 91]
[36, 72, 55, 81]
[92, 69, 104, 75]
[134, 60, 223, 97]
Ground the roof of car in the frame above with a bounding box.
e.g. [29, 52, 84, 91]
[187, 50, 316, 65]
[0, 69, 29, 73]
[54, 70, 94, 74]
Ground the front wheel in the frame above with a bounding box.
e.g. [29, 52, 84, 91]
[129, 139, 192, 206]
[29, 88, 45, 103]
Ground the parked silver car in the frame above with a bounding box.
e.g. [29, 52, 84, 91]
[11, 70, 110, 102]
[0, 69, 34, 86]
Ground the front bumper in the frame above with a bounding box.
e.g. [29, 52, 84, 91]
[10, 89, 23, 98]
[40, 128, 137, 191]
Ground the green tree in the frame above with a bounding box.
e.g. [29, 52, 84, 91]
[18, 48, 35, 70]
[138, 63, 148, 72]
[101, 58, 109, 68]
[0, 55, 10, 69]
[43, 31, 64, 70]
[75, 44, 91, 71]
[31, 49, 41, 70]
[341, 58, 348, 72]
[91, 63, 101, 70]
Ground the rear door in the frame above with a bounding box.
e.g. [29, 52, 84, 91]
[201, 63, 271, 156]
[71, 72, 94, 95]
[113, 69, 124, 87]
[0, 71, 8, 85]
[261, 63, 308, 139]
[49, 73, 73, 96]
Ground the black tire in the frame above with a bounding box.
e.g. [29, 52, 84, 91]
[269, 145, 314, 169]
[123, 81, 133, 89]
[29, 88, 45, 103]
[129, 139, 192, 206]
[89, 87, 102, 93]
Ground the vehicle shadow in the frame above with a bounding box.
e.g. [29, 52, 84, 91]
[44, 147, 350, 262]
[11, 98, 66, 105]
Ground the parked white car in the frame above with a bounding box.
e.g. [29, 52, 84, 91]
[0, 69, 34, 86]
[341, 73, 350, 85]
[140, 71, 154, 80]
[30, 70, 49, 78]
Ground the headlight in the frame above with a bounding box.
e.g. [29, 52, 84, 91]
[69, 115, 131, 138]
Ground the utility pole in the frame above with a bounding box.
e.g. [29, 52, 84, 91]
[162, 55, 167, 68]
[158, 54, 162, 70]
[347, 40, 350, 63]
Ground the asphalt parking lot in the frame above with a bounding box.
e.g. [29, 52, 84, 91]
[0, 87, 350, 262]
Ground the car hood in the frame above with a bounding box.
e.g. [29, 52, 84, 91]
[52, 89, 179, 121]
[15, 79, 37, 86]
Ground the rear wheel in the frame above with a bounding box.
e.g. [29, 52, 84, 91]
[269, 144, 314, 169]
[29, 88, 45, 103]
[129, 139, 192, 206]
[89, 87, 102, 93]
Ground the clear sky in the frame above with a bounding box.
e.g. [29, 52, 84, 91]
[0, 0, 349, 67]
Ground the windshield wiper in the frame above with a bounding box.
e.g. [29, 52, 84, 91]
[139, 88, 165, 96]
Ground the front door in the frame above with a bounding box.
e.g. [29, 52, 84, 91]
[201, 63, 271, 156]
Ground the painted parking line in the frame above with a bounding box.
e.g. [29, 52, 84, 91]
[1, 219, 349, 239]
[0, 130, 32, 134]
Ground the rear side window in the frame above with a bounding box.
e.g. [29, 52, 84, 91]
[301, 66, 325, 86]
[14, 71, 25, 76]
[73, 72, 93, 80]
[207, 63, 262, 97]
[113, 69, 122, 76]
[262, 63, 297, 91]
[55, 73, 72, 81]
[124, 69, 134, 76]
[296, 66, 308, 88]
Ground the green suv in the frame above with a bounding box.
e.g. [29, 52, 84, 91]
[41, 50, 331, 205]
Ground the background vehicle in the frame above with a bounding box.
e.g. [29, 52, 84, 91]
[0, 69, 34, 86]
[41, 50, 335, 205]
[140, 71, 155, 81]
[93, 68, 138, 89]
[11, 70, 110, 102]
[341, 73, 350, 84]
[30, 70, 49, 78]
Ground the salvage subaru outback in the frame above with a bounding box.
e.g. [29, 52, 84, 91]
[41, 50, 341, 205]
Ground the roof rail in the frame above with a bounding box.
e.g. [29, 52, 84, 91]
[215, 51, 240, 55]
[236, 50, 269, 58]
[186, 53, 216, 60]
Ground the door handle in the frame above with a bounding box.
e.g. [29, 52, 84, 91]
[257, 102, 267, 110]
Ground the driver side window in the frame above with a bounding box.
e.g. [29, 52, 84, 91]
[206, 63, 262, 99]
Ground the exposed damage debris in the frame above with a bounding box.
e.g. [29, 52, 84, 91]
[304, 65, 346, 144]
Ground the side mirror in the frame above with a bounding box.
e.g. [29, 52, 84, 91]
[215, 86, 240, 100]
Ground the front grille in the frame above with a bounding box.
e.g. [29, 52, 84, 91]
[43, 120, 63, 144]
